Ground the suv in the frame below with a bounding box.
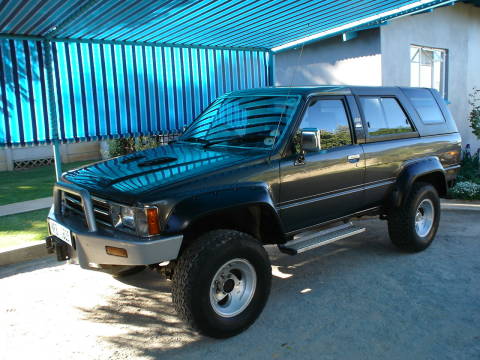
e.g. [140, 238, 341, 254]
[46, 86, 461, 338]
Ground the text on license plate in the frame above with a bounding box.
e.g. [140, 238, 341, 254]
[48, 220, 72, 246]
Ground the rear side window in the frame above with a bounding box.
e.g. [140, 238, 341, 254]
[403, 88, 445, 124]
[360, 97, 415, 136]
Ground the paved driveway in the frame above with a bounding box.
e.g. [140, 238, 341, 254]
[1, 210, 479, 360]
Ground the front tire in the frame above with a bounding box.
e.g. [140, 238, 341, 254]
[172, 230, 271, 338]
[388, 182, 441, 252]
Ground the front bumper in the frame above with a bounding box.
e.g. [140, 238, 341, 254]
[46, 182, 183, 270]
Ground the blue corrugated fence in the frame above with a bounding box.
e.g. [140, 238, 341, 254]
[0, 39, 50, 146]
[0, 38, 270, 146]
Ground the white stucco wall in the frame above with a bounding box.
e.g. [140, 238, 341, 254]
[381, 3, 480, 151]
[0, 141, 100, 171]
[274, 29, 382, 86]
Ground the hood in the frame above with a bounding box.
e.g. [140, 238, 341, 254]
[63, 143, 266, 204]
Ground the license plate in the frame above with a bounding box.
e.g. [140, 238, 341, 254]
[48, 220, 72, 246]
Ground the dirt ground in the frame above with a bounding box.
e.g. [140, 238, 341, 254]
[1, 210, 479, 360]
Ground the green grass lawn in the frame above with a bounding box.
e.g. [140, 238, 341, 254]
[0, 209, 49, 249]
[0, 160, 95, 206]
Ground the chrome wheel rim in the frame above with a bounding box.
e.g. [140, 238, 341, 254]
[209, 258, 257, 318]
[415, 199, 435, 237]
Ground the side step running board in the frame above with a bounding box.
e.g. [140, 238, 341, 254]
[278, 222, 366, 255]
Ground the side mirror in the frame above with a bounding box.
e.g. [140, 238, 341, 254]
[301, 128, 321, 152]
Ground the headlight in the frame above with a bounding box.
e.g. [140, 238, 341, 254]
[120, 207, 135, 229]
[111, 205, 161, 237]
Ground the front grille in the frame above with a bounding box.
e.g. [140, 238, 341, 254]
[63, 192, 113, 229]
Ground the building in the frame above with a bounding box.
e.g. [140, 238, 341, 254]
[275, 1, 480, 152]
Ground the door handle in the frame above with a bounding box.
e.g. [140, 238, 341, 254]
[347, 154, 361, 163]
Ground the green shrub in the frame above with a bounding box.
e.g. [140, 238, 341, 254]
[108, 138, 135, 157]
[107, 136, 165, 157]
[457, 151, 480, 184]
[468, 88, 480, 140]
[448, 181, 480, 200]
[447, 150, 480, 200]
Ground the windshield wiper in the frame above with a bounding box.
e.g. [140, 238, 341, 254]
[179, 136, 226, 148]
[179, 137, 210, 144]
[203, 133, 269, 148]
[202, 138, 231, 148]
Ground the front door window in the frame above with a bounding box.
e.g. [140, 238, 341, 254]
[299, 99, 352, 151]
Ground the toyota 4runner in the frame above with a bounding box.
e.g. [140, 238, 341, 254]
[46, 86, 461, 338]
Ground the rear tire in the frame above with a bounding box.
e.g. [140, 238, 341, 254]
[172, 230, 271, 338]
[388, 182, 440, 252]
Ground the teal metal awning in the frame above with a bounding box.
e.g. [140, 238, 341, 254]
[0, 0, 455, 152]
[0, 0, 453, 49]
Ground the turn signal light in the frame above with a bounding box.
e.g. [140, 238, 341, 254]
[105, 246, 128, 258]
[146, 208, 161, 235]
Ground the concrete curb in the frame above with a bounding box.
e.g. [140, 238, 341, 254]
[0, 240, 51, 267]
[0, 199, 477, 267]
[0, 197, 52, 217]
[441, 199, 480, 211]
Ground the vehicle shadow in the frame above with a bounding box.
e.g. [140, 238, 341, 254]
[77, 219, 405, 358]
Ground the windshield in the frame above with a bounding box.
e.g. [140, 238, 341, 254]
[179, 94, 301, 149]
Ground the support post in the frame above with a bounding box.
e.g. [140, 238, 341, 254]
[267, 51, 276, 86]
[39, 0, 103, 181]
[43, 40, 62, 180]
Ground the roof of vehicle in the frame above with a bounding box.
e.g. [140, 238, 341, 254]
[228, 86, 352, 97]
[228, 85, 435, 97]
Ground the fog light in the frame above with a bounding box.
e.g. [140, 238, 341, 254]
[105, 246, 128, 257]
[146, 208, 160, 235]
